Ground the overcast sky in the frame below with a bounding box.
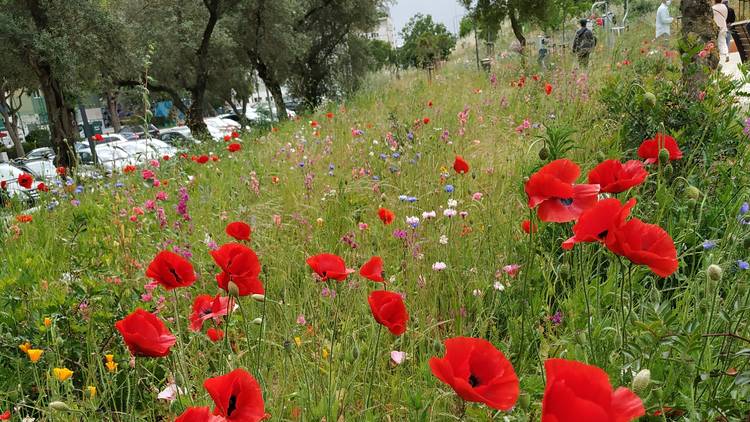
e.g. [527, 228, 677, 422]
[390, 0, 467, 41]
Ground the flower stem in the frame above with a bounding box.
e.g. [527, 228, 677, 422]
[364, 323, 383, 413]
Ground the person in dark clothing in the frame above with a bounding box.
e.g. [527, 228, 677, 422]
[572, 19, 597, 67]
[725, 0, 736, 49]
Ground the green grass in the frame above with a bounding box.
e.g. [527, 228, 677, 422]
[1, 20, 750, 421]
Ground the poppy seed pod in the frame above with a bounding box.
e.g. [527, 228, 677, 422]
[251, 294, 265, 302]
[663, 164, 673, 178]
[352, 343, 360, 359]
[643, 92, 657, 107]
[49, 401, 70, 411]
[685, 186, 701, 200]
[632, 369, 651, 392]
[518, 393, 530, 410]
[658, 148, 670, 165]
[707, 264, 723, 281]
[227, 281, 240, 298]
[596, 151, 606, 163]
[538, 146, 550, 161]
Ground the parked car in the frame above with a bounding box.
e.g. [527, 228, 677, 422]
[21, 159, 57, 181]
[75, 142, 133, 171]
[0, 161, 40, 205]
[25, 147, 55, 161]
[119, 124, 160, 139]
[159, 131, 196, 148]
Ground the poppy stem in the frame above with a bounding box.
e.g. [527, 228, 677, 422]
[171, 290, 194, 405]
[326, 287, 340, 420]
[224, 296, 234, 368]
[364, 323, 383, 413]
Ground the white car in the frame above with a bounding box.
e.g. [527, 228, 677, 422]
[0, 162, 40, 202]
[204, 117, 239, 140]
[22, 159, 57, 181]
[76, 143, 133, 171]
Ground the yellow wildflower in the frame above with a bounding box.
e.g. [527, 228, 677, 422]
[105, 361, 118, 373]
[105, 354, 114, 363]
[43, 317, 52, 328]
[294, 336, 302, 347]
[322, 347, 330, 360]
[86, 386, 96, 398]
[19, 342, 31, 353]
[53, 367, 73, 382]
[27, 349, 43, 363]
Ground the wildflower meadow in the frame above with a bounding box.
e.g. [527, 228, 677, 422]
[2, 19, 750, 422]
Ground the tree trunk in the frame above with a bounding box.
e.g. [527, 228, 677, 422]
[187, 0, 222, 137]
[106, 90, 121, 132]
[680, 0, 719, 92]
[253, 58, 287, 121]
[509, 9, 526, 48]
[29, 59, 78, 167]
[0, 92, 25, 157]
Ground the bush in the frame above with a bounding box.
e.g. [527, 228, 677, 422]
[25, 128, 51, 148]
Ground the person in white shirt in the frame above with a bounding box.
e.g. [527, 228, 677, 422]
[713, 0, 730, 62]
[655, 0, 674, 38]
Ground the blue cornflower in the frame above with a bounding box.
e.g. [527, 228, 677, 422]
[702, 240, 717, 250]
[407, 132, 414, 141]
[372, 175, 380, 181]
[298, 162, 305, 167]
[329, 163, 335, 170]
[74, 185, 84, 194]
[738, 260, 750, 270]
[741, 202, 749, 215]
[407, 196, 417, 203]
[392, 152, 401, 159]
[444, 184, 454, 193]
[379, 153, 388, 160]
[115, 182, 124, 188]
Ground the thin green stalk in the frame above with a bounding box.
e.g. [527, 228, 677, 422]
[364, 323, 383, 413]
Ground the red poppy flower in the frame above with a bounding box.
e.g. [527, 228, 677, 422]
[429, 337, 519, 410]
[562, 198, 636, 250]
[162, 155, 170, 161]
[17, 173, 33, 189]
[524, 159, 600, 223]
[521, 219, 537, 234]
[56, 166, 66, 176]
[226, 221, 251, 241]
[0, 411, 10, 420]
[94, 133, 104, 142]
[605, 218, 678, 277]
[306, 253, 348, 281]
[231, 131, 239, 139]
[123, 165, 136, 173]
[542, 358, 645, 422]
[360, 256, 384, 282]
[427, 100, 433, 107]
[15, 214, 32, 223]
[588, 160, 648, 193]
[36, 182, 48, 192]
[423, 117, 430, 124]
[545, 83, 553, 95]
[223, 135, 231, 142]
[637, 133, 682, 164]
[146, 251, 197, 290]
[115, 308, 176, 357]
[368, 290, 408, 335]
[378, 207, 395, 225]
[211, 156, 219, 162]
[210, 243, 264, 296]
[197, 155, 209, 164]
[190, 294, 232, 331]
[453, 155, 470, 174]
[227, 143, 241, 152]
[203, 368, 267, 421]
[175, 406, 221, 422]
[0, 180, 5, 191]
[207, 328, 224, 342]
[310, 120, 319, 128]
[326, 112, 334, 119]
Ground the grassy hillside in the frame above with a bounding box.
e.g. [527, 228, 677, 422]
[2, 17, 750, 421]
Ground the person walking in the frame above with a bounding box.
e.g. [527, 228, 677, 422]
[724, 0, 736, 50]
[655, 0, 674, 39]
[572, 19, 596, 67]
[538, 33, 550, 69]
[713, 0, 730, 62]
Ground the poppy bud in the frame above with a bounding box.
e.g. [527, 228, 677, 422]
[517, 393, 530, 410]
[685, 186, 701, 200]
[538, 146, 549, 161]
[251, 294, 265, 302]
[433, 339, 443, 354]
[658, 148, 670, 165]
[352, 343, 360, 359]
[251, 317, 263, 325]
[707, 264, 723, 282]
[663, 164, 673, 178]
[316, 218, 324, 227]
[596, 151, 606, 163]
[643, 92, 657, 107]
[49, 401, 70, 411]
[559, 263, 571, 278]
[632, 368, 651, 393]
[227, 281, 240, 298]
